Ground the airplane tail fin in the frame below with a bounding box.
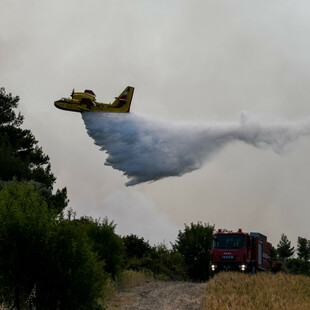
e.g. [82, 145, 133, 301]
[111, 86, 135, 112]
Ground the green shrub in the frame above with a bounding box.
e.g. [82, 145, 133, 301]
[0, 182, 107, 309]
[174, 222, 214, 281]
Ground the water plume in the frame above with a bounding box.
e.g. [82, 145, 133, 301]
[82, 112, 310, 186]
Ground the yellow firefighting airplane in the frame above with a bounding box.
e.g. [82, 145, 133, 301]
[54, 86, 134, 113]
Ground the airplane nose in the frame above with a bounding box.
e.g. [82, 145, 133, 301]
[54, 100, 63, 109]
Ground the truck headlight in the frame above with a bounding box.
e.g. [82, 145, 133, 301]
[239, 264, 246, 271]
[211, 264, 217, 271]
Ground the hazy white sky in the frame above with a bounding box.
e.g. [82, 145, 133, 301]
[1, 0, 310, 247]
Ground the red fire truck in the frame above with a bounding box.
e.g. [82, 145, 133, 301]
[211, 229, 272, 273]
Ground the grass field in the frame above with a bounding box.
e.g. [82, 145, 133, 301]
[3, 271, 308, 309]
[205, 272, 310, 310]
[118, 270, 155, 289]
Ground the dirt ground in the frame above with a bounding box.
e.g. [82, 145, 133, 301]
[106, 281, 206, 310]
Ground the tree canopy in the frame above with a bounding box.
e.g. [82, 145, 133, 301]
[0, 181, 53, 308]
[0, 87, 68, 212]
[79, 216, 124, 279]
[0, 181, 107, 309]
[297, 237, 310, 262]
[174, 222, 214, 281]
[277, 233, 295, 260]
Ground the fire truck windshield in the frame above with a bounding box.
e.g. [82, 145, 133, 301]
[213, 234, 245, 249]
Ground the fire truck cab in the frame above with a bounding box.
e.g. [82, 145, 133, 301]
[211, 229, 272, 273]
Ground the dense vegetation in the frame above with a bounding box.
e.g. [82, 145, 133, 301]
[0, 88, 309, 309]
[0, 88, 68, 213]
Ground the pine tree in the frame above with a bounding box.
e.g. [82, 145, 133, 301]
[277, 233, 295, 260]
[297, 237, 310, 261]
[0, 87, 68, 212]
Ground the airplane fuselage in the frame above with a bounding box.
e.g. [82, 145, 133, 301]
[54, 86, 134, 113]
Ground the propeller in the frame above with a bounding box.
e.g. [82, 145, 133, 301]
[71, 88, 75, 98]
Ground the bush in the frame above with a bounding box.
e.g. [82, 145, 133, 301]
[0, 181, 54, 308]
[122, 235, 186, 280]
[0, 182, 107, 309]
[123, 234, 152, 261]
[142, 243, 186, 281]
[37, 218, 107, 310]
[79, 217, 124, 279]
[174, 222, 214, 281]
[286, 258, 310, 276]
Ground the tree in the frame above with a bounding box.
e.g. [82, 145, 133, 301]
[122, 234, 153, 273]
[0, 87, 23, 127]
[269, 246, 278, 264]
[122, 235, 186, 280]
[297, 237, 310, 261]
[0, 182, 107, 309]
[173, 222, 214, 281]
[277, 233, 295, 260]
[286, 257, 310, 276]
[123, 234, 152, 260]
[36, 217, 107, 310]
[0, 87, 68, 212]
[79, 216, 124, 279]
[145, 243, 186, 281]
[0, 181, 54, 309]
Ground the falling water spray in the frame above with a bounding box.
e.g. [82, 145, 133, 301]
[82, 112, 310, 186]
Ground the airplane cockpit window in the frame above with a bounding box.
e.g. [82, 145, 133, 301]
[84, 89, 96, 96]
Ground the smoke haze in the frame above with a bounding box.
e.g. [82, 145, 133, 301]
[82, 112, 310, 186]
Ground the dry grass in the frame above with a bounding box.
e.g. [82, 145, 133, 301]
[105, 280, 205, 310]
[205, 272, 310, 310]
[103, 270, 156, 309]
[102, 270, 155, 306]
[119, 270, 155, 289]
